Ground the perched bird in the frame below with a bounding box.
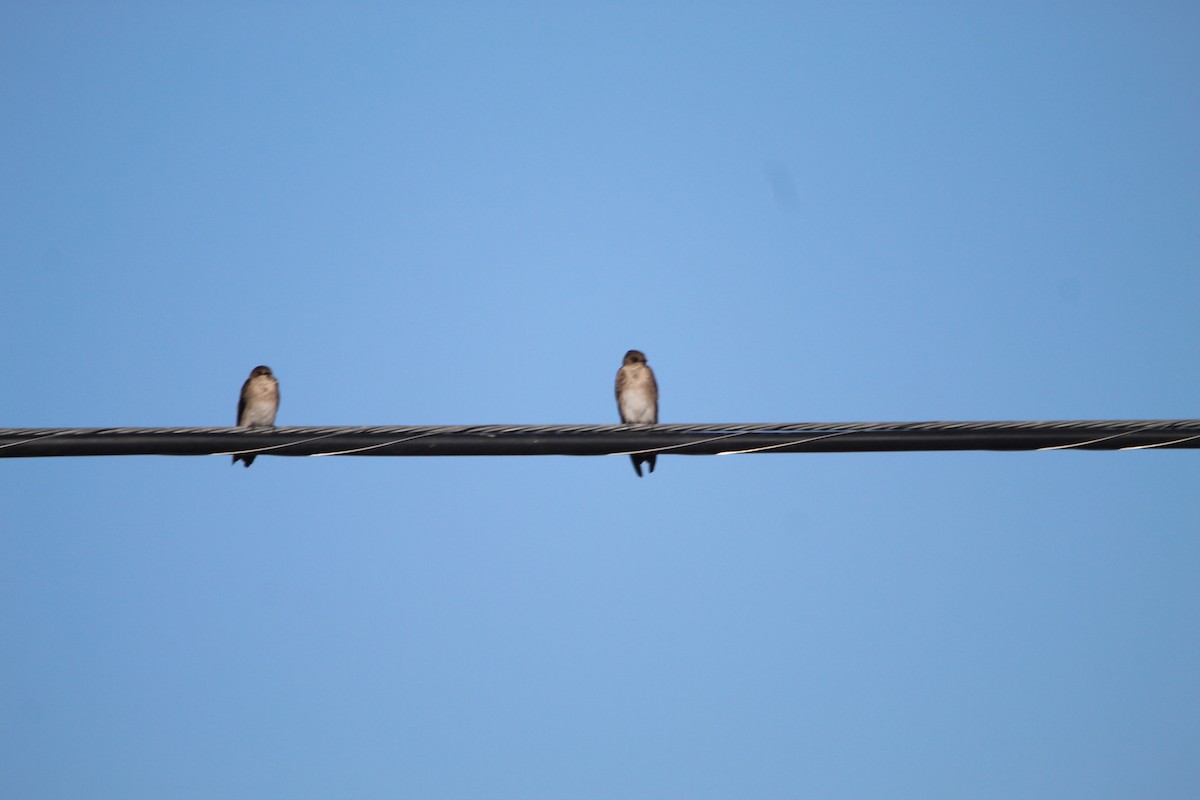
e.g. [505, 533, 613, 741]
[615, 349, 659, 477]
[232, 365, 279, 468]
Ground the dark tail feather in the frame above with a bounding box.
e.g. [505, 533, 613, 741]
[232, 454, 256, 468]
[630, 454, 655, 478]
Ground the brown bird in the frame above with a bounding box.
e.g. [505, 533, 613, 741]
[232, 365, 279, 468]
[615, 349, 659, 477]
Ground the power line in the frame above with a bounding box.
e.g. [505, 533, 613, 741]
[1, 420, 1199, 460]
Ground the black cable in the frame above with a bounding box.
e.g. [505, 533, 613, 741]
[1, 420, 1199, 459]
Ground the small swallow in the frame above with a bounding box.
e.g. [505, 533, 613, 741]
[615, 349, 658, 477]
[232, 365, 279, 468]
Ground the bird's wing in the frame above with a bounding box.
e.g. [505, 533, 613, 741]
[236, 379, 250, 426]
[647, 367, 659, 423]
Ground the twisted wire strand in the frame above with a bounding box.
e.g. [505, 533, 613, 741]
[1, 420, 1199, 459]
[1121, 434, 1200, 450]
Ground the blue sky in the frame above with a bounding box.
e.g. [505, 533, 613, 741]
[2, 3, 1199, 797]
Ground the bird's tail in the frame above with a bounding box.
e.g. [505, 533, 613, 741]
[232, 453, 256, 468]
[629, 454, 656, 477]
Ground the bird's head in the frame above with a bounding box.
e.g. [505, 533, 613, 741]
[622, 350, 647, 366]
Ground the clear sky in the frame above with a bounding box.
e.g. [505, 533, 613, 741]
[3, 3, 1199, 797]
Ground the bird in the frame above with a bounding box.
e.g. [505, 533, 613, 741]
[232, 365, 279, 468]
[615, 349, 658, 477]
